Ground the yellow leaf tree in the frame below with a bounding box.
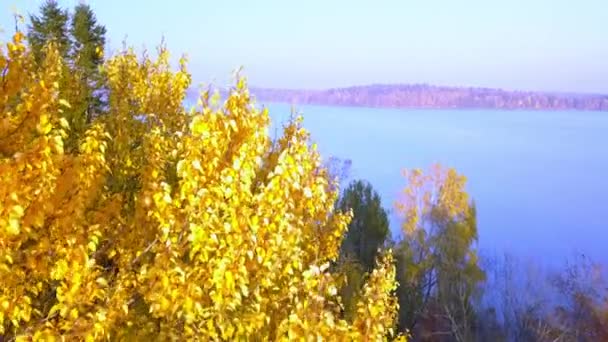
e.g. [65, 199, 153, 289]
[394, 164, 484, 340]
[0, 32, 402, 340]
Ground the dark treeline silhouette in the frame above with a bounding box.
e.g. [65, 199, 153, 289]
[250, 84, 608, 111]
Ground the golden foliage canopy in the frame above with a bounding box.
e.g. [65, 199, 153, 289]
[0, 32, 401, 340]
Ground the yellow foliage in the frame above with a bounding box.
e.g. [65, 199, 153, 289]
[0, 32, 402, 340]
[396, 164, 470, 236]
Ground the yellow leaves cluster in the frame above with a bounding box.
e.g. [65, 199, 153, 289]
[396, 163, 470, 236]
[1, 31, 402, 340]
[352, 252, 402, 339]
[0, 32, 111, 339]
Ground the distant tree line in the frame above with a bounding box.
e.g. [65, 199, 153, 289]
[251, 84, 608, 111]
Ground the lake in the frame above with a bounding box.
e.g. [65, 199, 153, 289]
[263, 103, 608, 264]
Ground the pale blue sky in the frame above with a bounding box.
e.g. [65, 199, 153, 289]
[2, 0, 607, 93]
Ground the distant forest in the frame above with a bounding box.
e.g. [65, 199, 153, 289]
[248, 84, 608, 111]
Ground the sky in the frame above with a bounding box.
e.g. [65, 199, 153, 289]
[2, 0, 607, 93]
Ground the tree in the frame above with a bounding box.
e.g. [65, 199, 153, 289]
[476, 253, 553, 342]
[27, 1, 108, 152]
[0, 31, 402, 340]
[337, 180, 390, 272]
[335, 180, 390, 320]
[71, 3, 107, 120]
[27, 0, 70, 63]
[549, 255, 608, 341]
[476, 253, 608, 341]
[394, 164, 485, 340]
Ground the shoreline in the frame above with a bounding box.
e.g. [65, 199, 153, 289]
[254, 99, 608, 113]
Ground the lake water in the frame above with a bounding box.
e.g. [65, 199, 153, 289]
[263, 103, 608, 264]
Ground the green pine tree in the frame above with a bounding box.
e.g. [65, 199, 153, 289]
[27, 1, 108, 151]
[335, 180, 390, 320]
[28, 0, 70, 63]
[71, 3, 107, 120]
[338, 180, 390, 271]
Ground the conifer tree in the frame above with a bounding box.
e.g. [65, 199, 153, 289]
[71, 3, 107, 120]
[337, 179, 390, 271]
[336, 180, 390, 320]
[27, 1, 108, 151]
[27, 0, 70, 63]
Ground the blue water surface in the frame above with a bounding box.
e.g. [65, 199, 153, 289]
[263, 103, 608, 264]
